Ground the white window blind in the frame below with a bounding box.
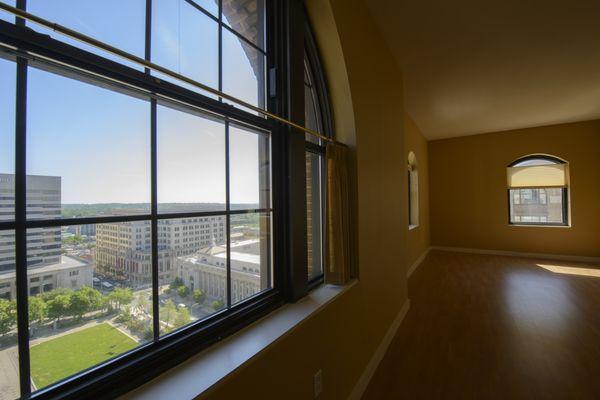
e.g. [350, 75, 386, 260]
[507, 164, 567, 188]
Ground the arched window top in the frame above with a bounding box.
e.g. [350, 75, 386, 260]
[304, 16, 333, 141]
[407, 151, 417, 171]
[508, 154, 566, 167]
[507, 154, 568, 189]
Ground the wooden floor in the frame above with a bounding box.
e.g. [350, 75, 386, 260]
[363, 250, 600, 400]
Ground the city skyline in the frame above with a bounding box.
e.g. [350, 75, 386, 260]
[0, 0, 265, 205]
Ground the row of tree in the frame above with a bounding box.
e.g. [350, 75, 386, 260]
[167, 277, 207, 304]
[0, 287, 135, 335]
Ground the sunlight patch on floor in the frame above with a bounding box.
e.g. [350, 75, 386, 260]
[537, 263, 600, 278]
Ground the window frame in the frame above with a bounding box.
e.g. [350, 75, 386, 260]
[407, 151, 419, 229]
[303, 11, 333, 289]
[507, 155, 569, 227]
[0, 0, 317, 398]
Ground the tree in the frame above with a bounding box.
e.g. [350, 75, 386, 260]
[47, 294, 70, 324]
[0, 298, 17, 335]
[211, 300, 224, 310]
[109, 288, 133, 311]
[137, 294, 150, 314]
[170, 277, 184, 291]
[40, 287, 72, 302]
[64, 234, 85, 246]
[69, 290, 91, 320]
[174, 308, 191, 328]
[192, 289, 205, 304]
[177, 285, 189, 298]
[28, 296, 47, 326]
[77, 287, 103, 311]
[160, 299, 177, 328]
[116, 306, 133, 324]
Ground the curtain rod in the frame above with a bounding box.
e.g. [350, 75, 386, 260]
[0, 1, 347, 147]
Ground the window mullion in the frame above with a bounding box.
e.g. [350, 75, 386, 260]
[15, 55, 31, 400]
[150, 99, 159, 341]
[218, 0, 223, 99]
[15, 0, 31, 394]
[281, 0, 308, 301]
[145, 0, 160, 342]
[225, 120, 231, 308]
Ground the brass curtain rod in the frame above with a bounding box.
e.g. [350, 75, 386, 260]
[0, 1, 345, 146]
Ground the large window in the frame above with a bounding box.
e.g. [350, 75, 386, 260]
[507, 155, 569, 226]
[304, 18, 332, 283]
[0, 0, 320, 398]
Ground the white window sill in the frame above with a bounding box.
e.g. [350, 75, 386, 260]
[120, 279, 358, 400]
[508, 224, 571, 228]
[408, 224, 419, 231]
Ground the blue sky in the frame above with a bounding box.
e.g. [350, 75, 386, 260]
[0, 0, 264, 205]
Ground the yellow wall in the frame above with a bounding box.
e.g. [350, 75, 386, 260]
[404, 115, 430, 270]
[198, 1, 409, 399]
[429, 120, 600, 257]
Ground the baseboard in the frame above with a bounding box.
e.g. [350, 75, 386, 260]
[407, 247, 431, 278]
[348, 299, 411, 400]
[430, 246, 600, 264]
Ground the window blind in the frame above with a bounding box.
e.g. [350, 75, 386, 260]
[507, 164, 567, 188]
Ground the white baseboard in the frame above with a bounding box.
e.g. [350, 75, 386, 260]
[407, 247, 431, 278]
[348, 299, 411, 400]
[430, 246, 600, 264]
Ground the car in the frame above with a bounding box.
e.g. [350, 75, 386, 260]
[177, 303, 187, 309]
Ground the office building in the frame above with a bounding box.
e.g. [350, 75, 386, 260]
[95, 217, 227, 285]
[177, 239, 263, 304]
[0, 174, 92, 299]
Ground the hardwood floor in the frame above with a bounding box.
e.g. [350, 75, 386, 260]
[362, 250, 600, 400]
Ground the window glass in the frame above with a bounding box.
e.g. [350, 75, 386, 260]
[28, 0, 145, 69]
[190, 0, 218, 17]
[159, 216, 227, 336]
[512, 158, 557, 167]
[306, 152, 323, 278]
[230, 212, 271, 305]
[304, 55, 323, 144]
[229, 124, 270, 210]
[222, 28, 265, 112]
[26, 68, 151, 219]
[0, 0, 277, 394]
[408, 152, 419, 227]
[0, 0, 15, 22]
[0, 58, 15, 222]
[0, 230, 19, 400]
[27, 222, 153, 389]
[157, 103, 226, 213]
[222, 0, 265, 50]
[152, 0, 219, 94]
[509, 188, 565, 224]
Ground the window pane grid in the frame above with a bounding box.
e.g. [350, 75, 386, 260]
[1, 0, 273, 392]
[509, 187, 567, 225]
[7, 80, 273, 393]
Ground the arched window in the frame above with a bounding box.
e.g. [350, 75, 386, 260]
[305, 16, 333, 282]
[407, 151, 419, 228]
[507, 155, 569, 226]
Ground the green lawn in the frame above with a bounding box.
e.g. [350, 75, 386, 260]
[30, 323, 138, 389]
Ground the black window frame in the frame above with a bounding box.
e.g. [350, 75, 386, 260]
[507, 155, 569, 227]
[0, 0, 318, 398]
[303, 11, 332, 289]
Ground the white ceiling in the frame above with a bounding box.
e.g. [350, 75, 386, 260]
[365, 0, 600, 140]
